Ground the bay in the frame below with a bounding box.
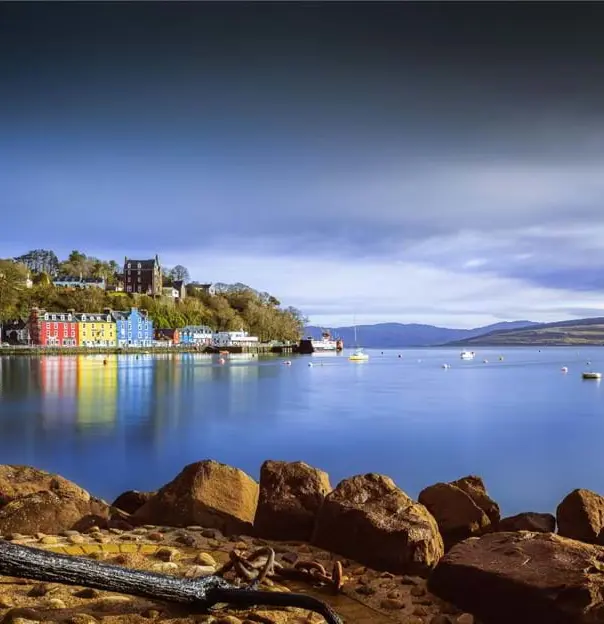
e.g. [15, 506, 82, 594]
[0, 347, 602, 517]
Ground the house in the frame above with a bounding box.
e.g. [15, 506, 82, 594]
[188, 282, 216, 296]
[74, 311, 116, 347]
[155, 328, 180, 345]
[162, 286, 180, 300]
[162, 279, 186, 300]
[1, 318, 30, 345]
[123, 255, 162, 296]
[179, 325, 213, 345]
[28, 308, 78, 347]
[111, 307, 154, 347]
[53, 274, 106, 289]
[212, 330, 259, 347]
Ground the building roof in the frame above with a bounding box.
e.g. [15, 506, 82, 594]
[124, 258, 159, 270]
[73, 313, 111, 322]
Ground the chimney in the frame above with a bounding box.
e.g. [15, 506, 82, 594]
[103, 307, 112, 315]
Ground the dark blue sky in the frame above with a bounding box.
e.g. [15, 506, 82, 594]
[3, 2, 604, 326]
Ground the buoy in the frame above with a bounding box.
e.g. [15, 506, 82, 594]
[483, 359, 488, 364]
[103, 359, 107, 366]
[561, 367, 568, 373]
[398, 354, 402, 358]
[218, 358, 225, 365]
[442, 364, 450, 369]
[308, 362, 313, 367]
[499, 356, 504, 361]
[284, 361, 292, 366]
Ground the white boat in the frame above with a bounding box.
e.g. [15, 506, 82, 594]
[349, 321, 369, 361]
[460, 351, 476, 360]
[311, 330, 342, 352]
[582, 371, 602, 380]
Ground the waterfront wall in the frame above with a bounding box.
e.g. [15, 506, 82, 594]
[0, 460, 602, 623]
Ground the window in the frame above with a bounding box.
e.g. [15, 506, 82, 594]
[127, 277, 131, 283]
[127, 286, 131, 292]
[52, 314, 56, 320]
[137, 285, 142, 292]
[138, 276, 141, 282]
[127, 263, 131, 269]
[137, 263, 142, 269]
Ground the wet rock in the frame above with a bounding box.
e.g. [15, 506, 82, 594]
[428, 531, 604, 624]
[450, 475, 500, 525]
[253, 460, 331, 541]
[111, 490, 155, 515]
[497, 512, 556, 533]
[312, 473, 444, 576]
[132, 460, 259, 535]
[557, 488, 604, 544]
[418, 482, 491, 549]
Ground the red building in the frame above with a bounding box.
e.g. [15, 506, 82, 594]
[28, 308, 79, 347]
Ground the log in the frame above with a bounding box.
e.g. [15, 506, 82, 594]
[0, 540, 343, 623]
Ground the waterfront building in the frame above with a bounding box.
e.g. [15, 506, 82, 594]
[74, 311, 116, 347]
[28, 308, 79, 347]
[155, 328, 180, 345]
[123, 255, 162, 296]
[212, 329, 259, 347]
[111, 307, 154, 347]
[1, 318, 30, 345]
[179, 325, 213, 345]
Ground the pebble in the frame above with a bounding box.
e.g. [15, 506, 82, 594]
[356, 585, 376, 595]
[413, 605, 430, 616]
[380, 598, 405, 610]
[46, 598, 67, 609]
[1, 608, 43, 624]
[214, 617, 242, 624]
[186, 525, 204, 531]
[402, 575, 423, 585]
[61, 530, 81, 537]
[147, 532, 164, 541]
[457, 615, 474, 624]
[74, 588, 101, 599]
[151, 562, 179, 573]
[431, 616, 455, 624]
[411, 585, 426, 597]
[39, 535, 58, 545]
[131, 527, 149, 535]
[201, 528, 224, 540]
[27, 583, 55, 597]
[66, 615, 99, 624]
[108, 528, 124, 535]
[185, 565, 215, 578]
[142, 609, 161, 619]
[195, 552, 217, 566]
[94, 596, 132, 611]
[156, 546, 179, 562]
[68, 534, 86, 544]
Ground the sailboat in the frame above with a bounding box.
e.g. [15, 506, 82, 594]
[348, 321, 369, 361]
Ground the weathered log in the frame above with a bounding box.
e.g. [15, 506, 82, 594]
[0, 540, 343, 623]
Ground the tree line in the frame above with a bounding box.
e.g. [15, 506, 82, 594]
[0, 251, 306, 342]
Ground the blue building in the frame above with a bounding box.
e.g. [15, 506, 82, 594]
[179, 325, 214, 345]
[111, 307, 154, 347]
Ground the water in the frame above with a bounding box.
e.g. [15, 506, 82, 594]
[0, 347, 602, 517]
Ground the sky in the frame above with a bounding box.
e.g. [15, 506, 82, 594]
[2, 2, 604, 329]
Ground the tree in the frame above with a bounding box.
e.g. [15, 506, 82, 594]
[165, 265, 190, 283]
[14, 249, 59, 275]
[0, 259, 29, 321]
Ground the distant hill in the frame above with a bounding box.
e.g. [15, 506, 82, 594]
[303, 321, 538, 348]
[445, 317, 604, 346]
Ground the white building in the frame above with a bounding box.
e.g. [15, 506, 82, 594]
[212, 330, 259, 347]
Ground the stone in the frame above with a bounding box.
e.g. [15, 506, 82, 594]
[381, 598, 405, 610]
[0, 491, 109, 536]
[253, 460, 332, 541]
[111, 490, 155, 515]
[456, 615, 474, 624]
[312, 473, 444, 576]
[195, 552, 217, 566]
[132, 460, 259, 535]
[27, 584, 57, 597]
[151, 562, 179, 573]
[557, 488, 604, 544]
[497, 512, 556, 533]
[155, 547, 179, 562]
[46, 598, 67, 609]
[430, 616, 454, 624]
[0, 465, 89, 502]
[66, 616, 99, 624]
[418, 482, 491, 549]
[74, 588, 101, 599]
[450, 475, 500, 525]
[1, 608, 44, 624]
[185, 565, 216, 578]
[428, 531, 604, 624]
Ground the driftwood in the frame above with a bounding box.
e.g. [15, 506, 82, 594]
[0, 540, 343, 624]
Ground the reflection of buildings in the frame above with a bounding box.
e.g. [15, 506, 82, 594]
[39, 356, 79, 425]
[76, 357, 118, 426]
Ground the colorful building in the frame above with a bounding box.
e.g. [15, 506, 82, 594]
[155, 328, 180, 345]
[74, 311, 116, 347]
[111, 307, 154, 347]
[179, 325, 213, 345]
[28, 308, 79, 347]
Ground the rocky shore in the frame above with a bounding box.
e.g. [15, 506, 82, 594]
[0, 461, 603, 623]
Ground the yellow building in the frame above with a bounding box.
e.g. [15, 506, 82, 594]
[75, 311, 117, 347]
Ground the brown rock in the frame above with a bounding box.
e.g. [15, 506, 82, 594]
[0, 465, 89, 501]
[132, 460, 259, 535]
[557, 488, 604, 544]
[497, 512, 556, 533]
[428, 531, 604, 624]
[111, 490, 155, 515]
[253, 460, 331, 541]
[449, 475, 500, 525]
[418, 482, 490, 549]
[0, 491, 109, 535]
[312, 473, 444, 576]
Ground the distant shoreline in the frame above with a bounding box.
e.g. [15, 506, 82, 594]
[0, 345, 288, 357]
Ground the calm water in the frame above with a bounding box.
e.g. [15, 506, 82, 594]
[0, 347, 603, 516]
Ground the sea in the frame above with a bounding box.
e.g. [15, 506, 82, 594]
[0, 347, 602, 517]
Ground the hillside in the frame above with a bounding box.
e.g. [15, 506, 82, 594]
[446, 317, 604, 346]
[304, 320, 538, 348]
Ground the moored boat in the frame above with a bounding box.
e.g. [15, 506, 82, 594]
[460, 350, 476, 360]
[582, 371, 602, 380]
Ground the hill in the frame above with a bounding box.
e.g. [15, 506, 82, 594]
[445, 317, 604, 346]
[304, 320, 538, 348]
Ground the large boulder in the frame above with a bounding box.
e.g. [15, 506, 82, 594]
[112, 490, 155, 515]
[498, 512, 556, 533]
[311, 473, 443, 576]
[557, 489, 604, 544]
[428, 531, 604, 624]
[450, 475, 500, 525]
[0, 491, 109, 535]
[254, 460, 331, 541]
[132, 460, 259, 535]
[0, 465, 89, 503]
[418, 482, 490, 549]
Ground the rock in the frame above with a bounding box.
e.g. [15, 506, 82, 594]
[0, 465, 89, 502]
[0, 491, 109, 535]
[418, 482, 491, 549]
[456, 615, 474, 624]
[1, 608, 44, 623]
[46, 598, 67, 609]
[185, 565, 215, 578]
[151, 562, 179, 573]
[380, 598, 405, 610]
[557, 488, 604, 544]
[430, 616, 454, 624]
[253, 460, 331, 541]
[450, 475, 500, 525]
[428, 531, 604, 624]
[155, 547, 179, 562]
[111, 490, 155, 515]
[195, 552, 217, 566]
[312, 473, 443, 576]
[74, 588, 101, 599]
[497, 512, 556, 534]
[132, 460, 259, 535]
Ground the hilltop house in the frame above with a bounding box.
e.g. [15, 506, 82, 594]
[1, 318, 30, 345]
[53, 274, 106, 289]
[123, 255, 162, 296]
[187, 282, 216, 296]
[111, 307, 154, 347]
[179, 325, 213, 345]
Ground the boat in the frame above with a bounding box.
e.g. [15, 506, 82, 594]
[582, 371, 602, 380]
[348, 322, 369, 361]
[311, 330, 343, 352]
[460, 351, 476, 360]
